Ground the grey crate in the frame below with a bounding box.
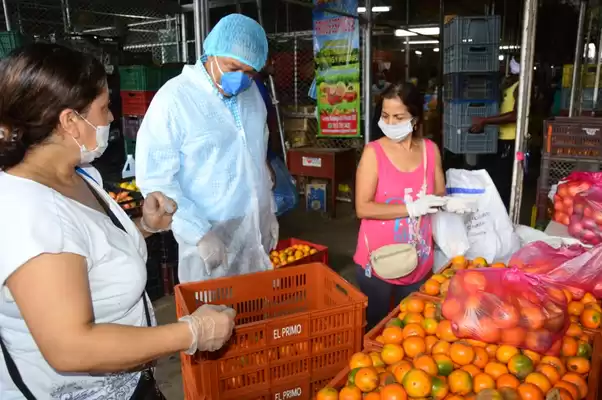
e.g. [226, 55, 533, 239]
[444, 16, 501, 48]
[444, 124, 499, 154]
[443, 44, 499, 73]
[560, 88, 602, 111]
[444, 72, 500, 102]
[444, 101, 499, 127]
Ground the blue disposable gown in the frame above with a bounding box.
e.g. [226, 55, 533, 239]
[135, 60, 273, 283]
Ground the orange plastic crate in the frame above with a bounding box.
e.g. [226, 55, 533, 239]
[273, 238, 328, 267]
[175, 263, 367, 400]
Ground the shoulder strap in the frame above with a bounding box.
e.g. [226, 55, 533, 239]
[0, 337, 36, 399]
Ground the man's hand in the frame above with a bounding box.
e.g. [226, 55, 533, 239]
[469, 117, 486, 133]
[141, 192, 177, 232]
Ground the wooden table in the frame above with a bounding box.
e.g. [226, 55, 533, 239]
[287, 147, 356, 218]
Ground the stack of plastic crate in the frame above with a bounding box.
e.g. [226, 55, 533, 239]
[443, 16, 501, 154]
[0, 31, 26, 58]
[560, 64, 602, 114]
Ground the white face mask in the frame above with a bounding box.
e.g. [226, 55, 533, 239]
[72, 111, 110, 164]
[378, 118, 413, 142]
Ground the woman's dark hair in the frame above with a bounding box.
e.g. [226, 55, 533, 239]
[0, 43, 107, 170]
[379, 82, 424, 139]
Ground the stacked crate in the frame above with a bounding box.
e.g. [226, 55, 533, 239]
[560, 64, 602, 114]
[0, 31, 26, 58]
[443, 16, 501, 154]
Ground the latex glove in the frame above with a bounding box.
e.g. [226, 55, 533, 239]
[141, 192, 177, 233]
[196, 232, 228, 275]
[179, 304, 237, 354]
[443, 197, 478, 214]
[269, 214, 279, 251]
[406, 195, 447, 218]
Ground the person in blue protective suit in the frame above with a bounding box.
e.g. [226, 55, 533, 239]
[135, 14, 278, 283]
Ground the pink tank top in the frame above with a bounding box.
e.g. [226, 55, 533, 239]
[353, 139, 436, 285]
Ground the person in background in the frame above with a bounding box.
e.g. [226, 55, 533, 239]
[470, 57, 520, 210]
[135, 14, 278, 284]
[0, 43, 236, 399]
[354, 82, 448, 329]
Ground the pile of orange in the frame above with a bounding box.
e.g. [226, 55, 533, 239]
[564, 290, 601, 331]
[420, 256, 506, 298]
[269, 244, 318, 268]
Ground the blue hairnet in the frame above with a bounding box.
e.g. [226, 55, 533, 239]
[204, 14, 268, 72]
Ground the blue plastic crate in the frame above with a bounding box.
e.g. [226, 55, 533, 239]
[444, 72, 500, 102]
[444, 16, 501, 48]
[560, 88, 602, 111]
[443, 44, 499, 74]
[444, 124, 499, 154]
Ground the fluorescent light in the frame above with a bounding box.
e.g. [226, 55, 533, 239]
[415, 50, 422, 55]
[395, 29, 417, 37]
[433, 48, 439, 52]
[357, 6, 391, 12]
[395, 26, 439, 37]
[499, 54, 504, 61]
[409, 40, 439, 45]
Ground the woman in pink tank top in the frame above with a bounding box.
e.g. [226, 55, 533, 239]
[354, 82, 446, 329]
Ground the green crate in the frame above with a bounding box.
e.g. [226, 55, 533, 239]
[161, 63, 184, 84]
[124, 138, 136, 155]
[119, 65, 162, 91]
[0, 31, 25, 58]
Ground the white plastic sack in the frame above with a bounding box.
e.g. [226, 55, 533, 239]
[433, 246, 450, 273]
[515, 224, 585, 248]
[432, 211, 470, 260]
[446, 169, 521, 263]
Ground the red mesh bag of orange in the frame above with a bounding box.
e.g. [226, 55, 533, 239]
[441, 268, 569, 354]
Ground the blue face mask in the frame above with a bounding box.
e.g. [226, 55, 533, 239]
[211, 58, 253, 96]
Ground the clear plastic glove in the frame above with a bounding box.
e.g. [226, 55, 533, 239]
[269, 214, 279, 251]
[443, 197, 478, 214]
[141, 192, 177, 233]
[179, 304, 237, 354]
[196, 232, 228, 275]
[406, 195, 447, 218]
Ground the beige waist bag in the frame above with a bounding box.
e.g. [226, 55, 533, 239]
[364, 141, 427, 280]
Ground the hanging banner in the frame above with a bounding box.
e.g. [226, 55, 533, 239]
[312, 0, 361, 137]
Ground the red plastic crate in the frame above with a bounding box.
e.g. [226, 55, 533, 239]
[175, 263, 367, 400]
[272, 238, 328, 268]
[120, 90, 156, 116]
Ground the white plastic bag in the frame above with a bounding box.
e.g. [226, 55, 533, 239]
[432, 211, 470, 260]
[433, 246, 450, 273]
[446, 169, 521, 263]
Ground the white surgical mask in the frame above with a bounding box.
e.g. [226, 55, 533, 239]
[72, 111, 110, 164]
[378, 118, 413, 142]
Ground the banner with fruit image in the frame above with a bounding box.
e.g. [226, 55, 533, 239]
[313, 0, 361, 137]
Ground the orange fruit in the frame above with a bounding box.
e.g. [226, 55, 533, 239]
[451, 255, 468, 269]
[580, 292, 596, 304]
[442, 299, 463, 320]
[407, 298, 426, 313]
[433, 354, 454, 377]
[565, 357, 590, 375]
[585, 302, 602, 312]
[561, 373, 588, 400]
[576, 341, 593, 358]
[466, 339, 488, 348]
[524, 372, 552, 393]
[547, 388, 575, 400]
[473, 373, 495, 393]
[580, 308, 601, 329]
[568, 301, 584, 317]
[355, 367, 379, 392]
[316, 387, 339, 400]
[565, 323, 583, 338]
[413, 354, 438, 376]
[508, 354, 534, 380]
[450, 342, 476, 366]
[490, 262, 506, 268]
[437, 320, 459, 342]
[524, 330, 555, 354]
[423, 279, 441, 296]
[423, 319, 439, 335]
[403, 323, 426, 339]
[561, 337, 578, 357]
[339, 385, 362, 400]
[391, 360, 413, 383]
[402, 369, 432, 398]
[485, 362, 509, 380]
[496, 373, 520, 390]
[425, 335, 438, 353]
[350, 352, 373, 369]
[496, 345, 519, 364]
[403, 336, 426, 359]
[381, 344, 405, 365]
[383, 326, 404, 345]
[553, 381, 580, 400]
[463, 271, 487, 293]
[540, 356, 567, 376]
[431, 376, 449, 400]
[498, 388, 520, 400]
[478, 317, 502, 343]
[431, 274, 447, 284]
[473, 257, 488, 267]
[461, 364, 482, 378]
[363, 393, 382, 400]
[536, 364, 561, 385]
[563, 289, 573, 303]
[376, 335, 386, 344]
[424, 302, 438, 319]
[521, 307, 545, 330]
[485, 344, 499, 358]
[380, 383, 408, 400]
[403, 312, 425, 326]
[517, 383, 544, 400]
[432, 340, 451, 355]
[501, 327, 527, 347]
[522, 350, 541, 366]
[446, 396, 465, 400]
[380, 371, 397, 386]
[473, 347, 489, 369]
[448, 369, 473, 395]
[370, 352, 385, 368]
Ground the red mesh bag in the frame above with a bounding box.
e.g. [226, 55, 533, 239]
[569, 183, 602, 245]
[441, 268, 569, 354]
[553, 172, 601, 225]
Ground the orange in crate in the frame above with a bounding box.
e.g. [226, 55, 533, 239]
[271, 238, 328, 268]
[175, 263, 367, 399]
